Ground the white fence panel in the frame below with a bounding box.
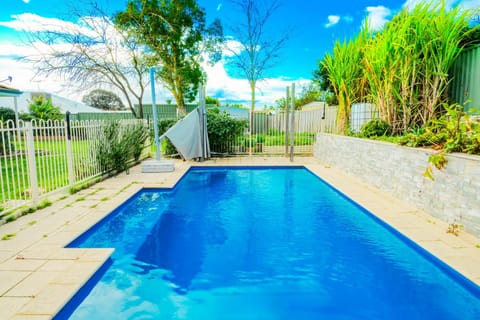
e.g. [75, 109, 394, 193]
[209, 108, 338, 156]
[0, 118, 149, 222]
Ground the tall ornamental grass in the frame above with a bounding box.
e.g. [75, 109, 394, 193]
[321, 0, 473, 134]
[322, 27, 370, 134]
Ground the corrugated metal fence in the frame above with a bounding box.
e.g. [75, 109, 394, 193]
[70, 104, 206, 121]
[450, 44, 480, 113]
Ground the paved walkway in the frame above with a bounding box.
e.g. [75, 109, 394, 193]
[0, 157, 479, 319]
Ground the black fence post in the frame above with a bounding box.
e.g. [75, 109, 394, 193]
[66, 111, 71, 141]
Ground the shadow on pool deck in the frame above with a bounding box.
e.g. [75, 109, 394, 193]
[0, 156, 479, 319]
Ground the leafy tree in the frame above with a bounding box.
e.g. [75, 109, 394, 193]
[205, 96, 220, 106]
[275, 83, 323, 110]
[225, 103, 248, 109]
[23, 1, 149, 118]
[226, 0, 289, 128]
[115, 0, 223, 116]
[313, 59, 338, 105]
[313, 59, 333, 92]
[82, 89, 126, 110]
[28, 96, 63, 121]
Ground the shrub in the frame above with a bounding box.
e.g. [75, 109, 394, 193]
[155, 109, 248, 155]
[95, 121, 149, 174]
[360, 118, 392, 137]
[127, 122, 149, 161]
[256, 134, 265, 144]
[268, 128, 283, 136]
[95, 122, 129, 173]
[207, 108, 248, 154]
[157, 119, 179, 156]
[19, 113, 34, 121]
[398, 103, 480, 154]
[0, 109, 14, 154]
[0, 107, 16, 122]
[28, 96, 63, 121]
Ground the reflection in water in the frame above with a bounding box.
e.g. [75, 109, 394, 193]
[136, 170, 229, 293]
[136, 209, 206, 293]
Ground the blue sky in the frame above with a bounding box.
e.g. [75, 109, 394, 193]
[0, 0, 478, 106]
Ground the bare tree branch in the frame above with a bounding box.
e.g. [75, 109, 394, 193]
[226, 0, 290, 115]
[21, 0, 149, 118]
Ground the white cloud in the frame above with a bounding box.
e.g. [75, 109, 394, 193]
[365, 6, 391, 31]
[22, 0, 30, 3]
[223, 38, 244, 57]
[0, 12, 303, 108]
[325, 15, 340, 28]
[0, 53, 72, 97]
[201, 56, 308, 107]
[0, 13, 99, 38]
[0, 39, 300, 108]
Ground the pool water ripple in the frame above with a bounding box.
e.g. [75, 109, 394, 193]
[58, 167, 480, 320]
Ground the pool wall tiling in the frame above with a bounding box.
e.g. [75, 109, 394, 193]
[0, 157, 478, 319]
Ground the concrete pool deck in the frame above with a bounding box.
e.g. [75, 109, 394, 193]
[0, 156, 479, 319]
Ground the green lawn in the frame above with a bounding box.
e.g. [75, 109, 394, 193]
[0, 139, 92, 203]
[243, 132, 316, 146]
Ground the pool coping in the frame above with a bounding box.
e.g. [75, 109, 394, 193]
[0, 157, 479, 319]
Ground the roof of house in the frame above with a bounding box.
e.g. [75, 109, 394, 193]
[0, 91, 102, 114]
[300, 101, 326, 111]
[0, 84, 22, 97]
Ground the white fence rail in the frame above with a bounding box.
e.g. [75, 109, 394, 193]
[0, 119, 148, 221]
[0, 108, 338, 220]
[210, 108, 338, 156]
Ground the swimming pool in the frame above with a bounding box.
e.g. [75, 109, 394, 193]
[56, 166, 480, 319]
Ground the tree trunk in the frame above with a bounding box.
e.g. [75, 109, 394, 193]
[250, 80, 255, 134]
[137, 100, 144, 119]
[125, 96, 139, 119]
[177, 102, 187, 117]
[174, 91, 187, 117]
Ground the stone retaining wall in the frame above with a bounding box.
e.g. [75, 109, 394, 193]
[313, 133, 480, 237]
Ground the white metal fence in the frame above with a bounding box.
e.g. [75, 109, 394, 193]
[0, 119, 148, 221]
[210, 107, 337, 156]
[0, 108, 338, 220]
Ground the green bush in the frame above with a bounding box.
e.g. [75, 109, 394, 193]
[255, 134, 265, 143]
[0, 107, 16, 123]
[207, 108, 248, 154]
[127, 122, 149, 161]
[28, 96, 63, 121]
[398, 104, 480, 154]
[267, 128, 283, 136]
[95, 121, 149, 174]
[360, 119, 392, 137]
[0, 107, 15, 154]
[19, 113, 34, 121]
[157, 119, 178, 156]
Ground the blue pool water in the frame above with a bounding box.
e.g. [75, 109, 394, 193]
[57, 167, 480, 319]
